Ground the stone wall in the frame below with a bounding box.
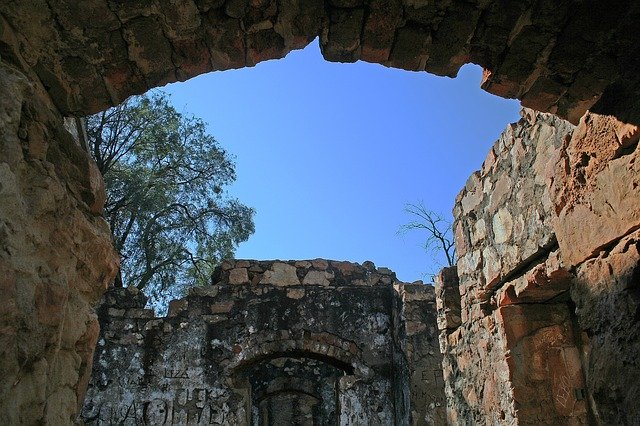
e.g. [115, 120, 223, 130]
[1, 1, 640, 424]
[0, 60, 118, 423]
[82, 260, 446, 425]
[438, 108, 640, 424]
[2, 1, 640, 122]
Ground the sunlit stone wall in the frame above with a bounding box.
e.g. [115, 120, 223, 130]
[438, 109, 640, 424]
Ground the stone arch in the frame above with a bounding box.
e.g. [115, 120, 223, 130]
[228, 331, 366, 376]
[229, 333, 363, 426]
[253, 377, 324, 403]
[1, 1, 640, 424]
[1, 1, 639, 123]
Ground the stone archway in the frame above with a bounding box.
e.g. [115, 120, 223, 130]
[233, 353, 347, 425]
[229, 332, 367, 425]
[1, 1, 639, 122]
[81, 261, 444, 425]
[0, 1, 639, 424]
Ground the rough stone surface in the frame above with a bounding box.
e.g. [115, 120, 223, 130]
[552, 111, 640, 266]
[393, 283, 445, 425]
[441, 108, 640, 424]
[436, 267, 517, 425]
[454, 108, 575, 303]
[1, 1, 640, 121]
[0, 61, 119, 424]
[572, 229, 640, 425]
[82, 260, 446, 425]
[1, 1, 640, 424]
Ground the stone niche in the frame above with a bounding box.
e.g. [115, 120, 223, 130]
[81, 259, 446, 425]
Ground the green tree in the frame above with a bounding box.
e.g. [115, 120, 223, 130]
[399, 201, 456, 276]
[87, 91, 254, 304]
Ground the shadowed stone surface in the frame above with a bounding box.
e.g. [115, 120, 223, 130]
[1, 1, 640, 122]
[82, 260, 446, 425]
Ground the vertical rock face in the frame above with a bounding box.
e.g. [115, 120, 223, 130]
[454, 109, 575, 304]
[82, 260, 445, 425]
[572, 230, 640, 424]
[393, 282, 446, 424]
[0, 61, 118, 424]
[440, 108, 640, 424]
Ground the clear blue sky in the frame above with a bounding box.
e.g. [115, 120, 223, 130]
[164, 39, 520, 283]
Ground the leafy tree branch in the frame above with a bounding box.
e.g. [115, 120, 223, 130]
[87, 91, 255, 306]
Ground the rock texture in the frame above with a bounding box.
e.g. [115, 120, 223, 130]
[572, 230, 640, 425]
[439, 109, 640, 424]
[0, 61, 118, 423]
[1, 1, 640, 122]
[82, 260, 445, 425]
[0, 1, 640, 424]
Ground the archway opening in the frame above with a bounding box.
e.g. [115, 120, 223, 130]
[160, 39, 520, 287]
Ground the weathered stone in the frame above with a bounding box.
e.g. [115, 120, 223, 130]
[83, 261, 445, 424]
[441, 101, 640, 424]
[455, 109, 575, 294]
[492, 208, 513, 245]
[2, 0, 639, 120]
[1, 1, 640, 423]
[311, 258, 329, 270]
[553, 111, 640, 267]
[361, 0, 402, 63]
[435, 267, 461, 332]
[320, 8, 364, 63]
[286, 288, 305, 299]
[0, 61, 118, 424]
[260, 262, 300, 286]
[302, 269, 332, 286]
[571, 229, 640, 425]
[211, 300, 234, 313]
[228, 267, 249, 284]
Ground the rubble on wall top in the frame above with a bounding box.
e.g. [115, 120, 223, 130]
[211, 258, 403, 287]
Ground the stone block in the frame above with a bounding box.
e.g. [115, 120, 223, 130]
[167, 299, 188, 316]
[229, 267, 249, 284]
[260, 262, 300, 286]
[211, 301, 234, 313]
[302, 270, 332, 286]
[321, 8, 364, 62]
[387, 22, 430, 71]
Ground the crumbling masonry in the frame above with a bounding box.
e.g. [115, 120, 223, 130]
[0, 0, 639, 424]
[82, 260, 445, 425]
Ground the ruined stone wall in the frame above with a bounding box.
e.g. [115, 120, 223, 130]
[438, 108, 640, 424]
[0, 59, 118, 423]
[82, 260, 445, 425]
[1, 1, 640, 424]
[393, 283, 445, 424]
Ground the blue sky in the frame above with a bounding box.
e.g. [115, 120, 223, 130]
[165, 39, 520, 283]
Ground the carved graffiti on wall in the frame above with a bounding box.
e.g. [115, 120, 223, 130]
[84, 387, 233, 425]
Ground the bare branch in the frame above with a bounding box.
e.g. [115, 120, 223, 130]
[399, 201, 456, 268]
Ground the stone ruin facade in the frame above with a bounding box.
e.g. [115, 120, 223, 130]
[436, 108, 640, 425]
[82, 260, 446, 425]
[1, 0, 639, 424]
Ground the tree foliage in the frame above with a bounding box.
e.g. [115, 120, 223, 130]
[399, 202, 456, 272]
[87, 91, 254, 303]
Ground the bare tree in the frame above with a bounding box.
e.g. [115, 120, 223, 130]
[399, 201, 456, 268]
